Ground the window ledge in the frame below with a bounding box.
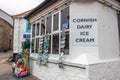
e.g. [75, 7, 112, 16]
[30, 53, 87, 69]
[48, 58, 87, 69]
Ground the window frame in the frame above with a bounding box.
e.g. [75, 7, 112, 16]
[30, 5, 70, 55]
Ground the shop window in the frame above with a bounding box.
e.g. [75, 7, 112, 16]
[32, 24, 35, 38]
[41, 19, 45, 36]
[35, 38, 39, 53]
[52, 33, 59, 54]
[53, 13, 59, 31]
[39, 35, 51, 54]
[118, 11, 120, 40]
[46, 15, 52, 34]
[31, 39, 35, 53]
[31, 6, 70, 55]
[60, 31, 69, 55]
[61, 7, 69, 30]
[36, 23, 40, 36]
[48, 35, 51, 54]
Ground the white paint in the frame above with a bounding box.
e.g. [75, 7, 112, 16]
[69, 1, 99, 65]
[31, 59, 120, 80]
[97, 2, 120, 59]
[31, 60, 89, 80]
[71, 15, 98, 46]
[13, 17, 28, 53]
[89, 60, 120, 80]
[28, 0, 120, 80]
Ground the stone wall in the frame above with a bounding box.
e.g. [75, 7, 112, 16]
[0, 19, 13, 52]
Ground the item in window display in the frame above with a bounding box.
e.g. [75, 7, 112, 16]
[61, 37, 66, 41]
[61, 31, 66, 37]
[42, 35, 49, 65]
[62, 23, 69, 30]
[58, 30, 66, 68]
[44, 43, 48, 46]
[39, 50, 42, 53]
[40, 39, 43, 41]
[60, 41, 65, 45]
[42, 53, 48, 65]
[37, 35, 50, 65]
[43, 45, 49, 49]
[58, 62, 63, 68]
[60, 41, 65, 44]
[58, 52, 64, 68]
[44, 38, 47, 42]
[60, 45, 65, 48]
[36, 55, 41, 65]
[40, 41, 43, 44]
[43, 50, 48, 53]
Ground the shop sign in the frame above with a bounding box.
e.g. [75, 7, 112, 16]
[23, 34, 31, 39]
[71, 15, 98, 46]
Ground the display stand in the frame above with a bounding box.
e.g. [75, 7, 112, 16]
[12, 40, 30, 79]
[12, 49, 30, 78]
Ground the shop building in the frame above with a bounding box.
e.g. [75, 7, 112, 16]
[13, 10, 32, 53]
[25, 0, 120, 80]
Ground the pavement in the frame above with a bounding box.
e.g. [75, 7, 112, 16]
[0, 51, 40, 80]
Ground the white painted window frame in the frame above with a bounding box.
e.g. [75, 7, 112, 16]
[30, 5, 70, 55]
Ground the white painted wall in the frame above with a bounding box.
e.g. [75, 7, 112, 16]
[31, 60, 89, 80]
[69, 0, 120, 64]
[69, 0, 99, 65]
[97, 2, 120, 60]
[29, 0, 120, 80]
[30, 0, 120, 64]
[13, 17, 26, 53]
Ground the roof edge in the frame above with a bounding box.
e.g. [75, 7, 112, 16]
[24, 0, 57, 19]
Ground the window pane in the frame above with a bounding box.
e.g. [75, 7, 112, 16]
[60, 31, 69, 55]
[32, 24, 35, 38]
[39, 37, 43, 53]
[31, 39, 35, 53]
[53, 13, 59, 31]
[61, 7, 69, 30]
[48, 35, 51, 54]
[52, 33, 59, 54]
[28, 23, 31, 30]
[35, 38, 39, 53]
[41, 19, 45, 35]
[118, 12, 120, 41]
[46, 15, 52, 34]
[43, 35, 51, 54]
[36, 23, 40, 36]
